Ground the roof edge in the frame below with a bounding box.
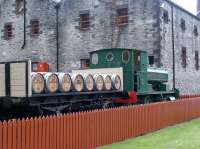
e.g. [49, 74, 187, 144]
[165, 0, 200, 21]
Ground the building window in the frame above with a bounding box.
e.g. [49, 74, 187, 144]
[181, 47, 187, 68]
[15, 0, 23, 14]
[79, 13, 90, 30]
[30, 20, 40, 37]
[80, 59, 90, 69]
[163, 10, 169, 23]
[4, 23, 13, 40]
[116, 8, 128, 26]
[195, 51, 199, 70]
[194, 25, 198, 36]
[149, 56, 154, 66]
[180, 19, 186, 31]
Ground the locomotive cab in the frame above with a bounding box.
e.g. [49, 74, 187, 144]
[89, 48, 150, 93]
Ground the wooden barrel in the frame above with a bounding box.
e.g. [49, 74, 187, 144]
[103, 75, 112, 91]
[43, 73, 59, 93]
[93, 74, 104, 91]
[31, 72, 45, 94]
[57, 73, 72, 93]
[111, 74, 121, 90]
[71, 74, 84, 92]
[83, 74, 95, 91]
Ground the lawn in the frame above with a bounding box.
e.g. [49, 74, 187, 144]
[101, 118, 200, 149]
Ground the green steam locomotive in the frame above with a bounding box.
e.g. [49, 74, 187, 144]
[89, 48, 179, 104]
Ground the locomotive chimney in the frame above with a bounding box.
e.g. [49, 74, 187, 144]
[197, 0, 200, 16]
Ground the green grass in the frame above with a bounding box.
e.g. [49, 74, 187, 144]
[101, 118, 200, 149]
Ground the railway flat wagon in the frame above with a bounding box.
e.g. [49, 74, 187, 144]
[0, 48, 179, 119]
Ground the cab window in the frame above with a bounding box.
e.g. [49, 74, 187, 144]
[122, 50, 130, 63]
[134, 51, 141, 71]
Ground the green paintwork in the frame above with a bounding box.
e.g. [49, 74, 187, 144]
[90, 49, 134, 91]
[89, 48, 174, 96]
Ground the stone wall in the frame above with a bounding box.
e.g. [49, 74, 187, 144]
[159, 0, 200, 94]
[1, 0, 200, 94]
[59, 0, 161, 71]
[0, 0, 58, 71]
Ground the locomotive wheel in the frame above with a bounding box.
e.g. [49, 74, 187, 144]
[102, 102, 114, 109]
[142, 96, 151, 104]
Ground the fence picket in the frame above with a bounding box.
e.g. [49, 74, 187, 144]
[49, 116, 54, 149]
[2, 121, 8, 149]
[53, 116, 57, 149]
[56, 115, 61, 149]
[41, 117, 46, 149]
[45, 117, 50, 149]
[21, 119, 26, 149]
[25, 119, 30, 149]
[60, 115, 64, 149]
[34, 118, 39, 149]
[12, 120, 17, 149]
[7, 121, 12, 149]
[29, 118, 34, 149]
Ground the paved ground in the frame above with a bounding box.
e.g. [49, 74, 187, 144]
[101, 118, 200, 149]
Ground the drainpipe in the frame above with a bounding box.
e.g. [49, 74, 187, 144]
[55, 4, 60, 72]
[21, 0, 26, 49]
[171, 5, 175, 90]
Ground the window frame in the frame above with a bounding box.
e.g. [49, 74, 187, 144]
[181, 47, 187, 68]
[180, 18, 186, 31]
[4, 23, 13, 40]
[30, 20, 40, 37]
[80, 59, 90, 69]
[122, 50, 130, 63]
[116, 7, 128, 26]
[195, 51, 199, 70]
[91, 53, 99, 65]
[193, 25, 198, 36]
[149, 55, 154, 66]
[163, 10, 169, 23]
[79, 13, 90, 31]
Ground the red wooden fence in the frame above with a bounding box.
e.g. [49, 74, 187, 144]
[1, 97, 200, 149]
[179, 94, 200, 99]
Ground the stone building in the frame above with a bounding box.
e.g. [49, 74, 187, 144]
[0, 0, 200, 94]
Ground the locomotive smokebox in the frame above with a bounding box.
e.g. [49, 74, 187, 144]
[147, 68, 168, 83]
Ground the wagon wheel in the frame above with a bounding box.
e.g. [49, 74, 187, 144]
[36, 106, 44, 115]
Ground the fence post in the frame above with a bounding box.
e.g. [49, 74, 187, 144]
[0, 122, 2, 149]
